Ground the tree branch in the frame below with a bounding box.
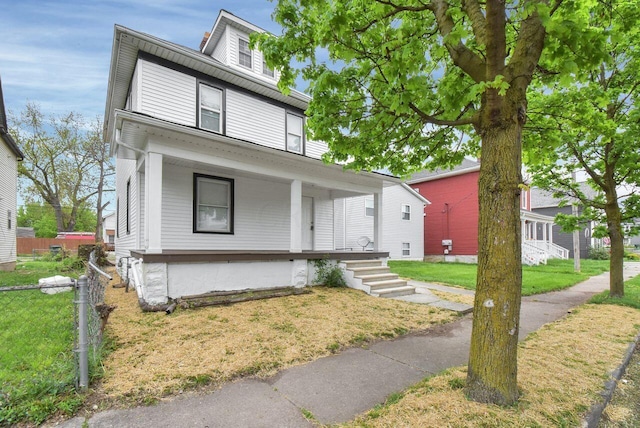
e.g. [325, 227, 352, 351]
[462, 0, 488, 46]
[409, 102, 477, 126]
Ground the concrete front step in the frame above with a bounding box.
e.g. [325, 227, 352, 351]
[349, 266, 391, 276]
[370, 285, 416, 298]
[355, 273, 399, 282]
[342, 260, 384, 269]
[365, 279, 408, 290]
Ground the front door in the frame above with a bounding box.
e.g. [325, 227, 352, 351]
[302, 196, 314, 250]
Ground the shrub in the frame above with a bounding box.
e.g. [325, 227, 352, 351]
[313, 259, 346, 288]
[588, 247, 610, 260]
[624, 251, 640, 261]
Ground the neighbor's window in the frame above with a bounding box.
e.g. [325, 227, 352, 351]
[365, 198, 374, 217]
[194, 173, 234, 234]
[286, 113, 304, 153]
[402, 242, 411, 256]
[402, 204, 411, 220]
[7, 210, 11, 230]
[199, 84, 223, 133]
[262, 59, 274, 77]
[238, 39, 252, 68]
[521, 189, 529, 209]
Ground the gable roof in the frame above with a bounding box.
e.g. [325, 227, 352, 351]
[530, 183, 600, 209]
[0, 76, 24, 160]
[406, 158, 480, 184]
[400, 183, 431, 205]
[104, 24, 310, 144]
[201, 10, 270, 56]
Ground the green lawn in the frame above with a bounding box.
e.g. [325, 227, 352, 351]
[388, 259, 610, 296]
[0, 260, 85, 425]
[590, 272, 640, 309]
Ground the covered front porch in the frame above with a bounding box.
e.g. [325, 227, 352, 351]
[113, 110, 397, 304]
[521, 210, 570, 265]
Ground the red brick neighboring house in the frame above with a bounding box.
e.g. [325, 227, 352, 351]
[407, 159, 481, 262]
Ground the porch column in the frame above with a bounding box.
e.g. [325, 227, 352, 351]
[374, 191, 383, 251]
[290, 179, 302, 252]
[146, 152, 163, 253]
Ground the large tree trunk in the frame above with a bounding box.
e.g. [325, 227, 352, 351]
[605, 201, 625, 298]
[467, 106, 524, 405]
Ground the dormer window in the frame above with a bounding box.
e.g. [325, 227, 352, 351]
[262, 59, 274, 78]
[238, 39, 252, 68]
[199, 84, 223, 133]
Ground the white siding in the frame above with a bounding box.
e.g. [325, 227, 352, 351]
[139, 60, 197, 126]
[226, 90, 286, 149]
[345, 197, 374, 250]
[126, 64, 140, 111]
[161, 162, 290, 250]
[0, 142, 18, 266]
[381, 185, 424, 260]
[306, 140, 329, 160]
[314, 198, 334, 250]
[115, 158, 138, 265]
[333, 199, 346, 250]
[212, 26, 228, 64]
[340, 185, 425, 259]
[138, 172, 145, 249]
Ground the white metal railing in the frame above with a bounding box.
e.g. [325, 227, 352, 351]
[527, 240, 570, 260]
[522, 242, 549, 266]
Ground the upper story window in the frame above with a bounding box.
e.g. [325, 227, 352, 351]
[194, 173, 234, 234]
[286, 113, 304, 154]
[365, 198, 374, 217]
[262, 59, 274, 78]
[238, 39, 252, 68]
[521, 189, 529, 210]
[402, 204, 411, 220]
[199, 84, 223, 133]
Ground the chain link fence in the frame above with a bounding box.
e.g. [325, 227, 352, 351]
[0, 251, 111, 425]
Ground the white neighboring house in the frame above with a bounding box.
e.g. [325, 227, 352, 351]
[0, 77, 24, 271]
[335, 184, 428, 260]
[105, 10, 400, 305]
[102, 212, 116, 249]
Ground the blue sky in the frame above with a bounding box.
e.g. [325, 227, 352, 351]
[1, 0, 284, 120]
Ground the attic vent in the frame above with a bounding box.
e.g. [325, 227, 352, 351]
[199, 32, 211, 51]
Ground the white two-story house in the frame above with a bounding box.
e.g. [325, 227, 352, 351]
[105, 10, 404, 305]
[0, 77, 24, 271]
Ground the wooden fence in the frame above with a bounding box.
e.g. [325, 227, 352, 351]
[17, 238, 96, 255]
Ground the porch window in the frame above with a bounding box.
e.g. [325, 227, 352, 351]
[402, 204, 411, 220]
[365, 198, 374, 217]
[199, 84, 223, 133]
[194, 173, 234, 234]
[402, 242, 411, 256]
[286, 113, 304, 153]
[238, 39, 252, 68]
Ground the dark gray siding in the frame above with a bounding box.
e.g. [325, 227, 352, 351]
[532, 206, 591, 259]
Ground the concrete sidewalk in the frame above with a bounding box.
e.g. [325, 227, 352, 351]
[57, 262, 640, 428]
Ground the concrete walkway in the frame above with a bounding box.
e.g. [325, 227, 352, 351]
[57, 262, 640, 428]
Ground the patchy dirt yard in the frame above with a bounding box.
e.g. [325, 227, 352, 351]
[95, 271, 456, 406]
[341, 304, 640, 427]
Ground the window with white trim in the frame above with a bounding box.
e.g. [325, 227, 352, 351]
[402, 204, 411, 220]
[238, 38, 252, 68]
[286, 113, 304, 153]
[402, 242, 411, 256]
[365, 198, 374, 217]
[521, 189, 529, 209]
[262, 59, 274, 77]
[199, 84, 223, 133]
[194, 174, 234, 234]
